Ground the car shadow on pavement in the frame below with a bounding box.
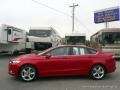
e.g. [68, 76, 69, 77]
[9, 76, 92, 82]
[9, 75, 115, 83]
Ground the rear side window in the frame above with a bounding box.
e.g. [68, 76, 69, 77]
[72, 47, 97, 55]
[84, 48, 97, 54]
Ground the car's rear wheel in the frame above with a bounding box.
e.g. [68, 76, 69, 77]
[90, 65, 105, 80]
[20, 65, 37, 82]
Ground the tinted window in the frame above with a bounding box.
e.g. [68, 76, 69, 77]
[65, 36, 85, 44]
[48, 47, 70, 56]
[84, 48, 97, 54]
[73, 47, 80, 55]
[102, 32, 120, 44]
[72, 47, 97, 55]
[29, 30, 51, 37]
[7, 29, 12, 35]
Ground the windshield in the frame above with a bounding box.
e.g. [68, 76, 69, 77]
[38, 46, 53, 55]
[102, 32, 120, 44]
[65, 36, 85, 44]
[29, 30, 51, 37]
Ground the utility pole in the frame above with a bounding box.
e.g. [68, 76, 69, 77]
[69, 3, 78, 32]
[105, 22, 109, 28]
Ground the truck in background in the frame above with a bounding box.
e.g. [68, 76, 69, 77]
[91, 28, 120, 58]
[0, 24, 32, 55]
[29, 27, 61, 51]
[65, 33, 86, 45]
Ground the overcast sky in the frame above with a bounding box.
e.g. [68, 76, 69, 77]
[0, 0, 120, 39]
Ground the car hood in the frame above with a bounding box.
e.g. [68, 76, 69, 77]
[13, 54, 42, 61]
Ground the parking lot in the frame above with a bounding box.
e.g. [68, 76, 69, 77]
[0, 55, 120, 90]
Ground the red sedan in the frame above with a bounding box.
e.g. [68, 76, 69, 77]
[8, 45, 116, 82]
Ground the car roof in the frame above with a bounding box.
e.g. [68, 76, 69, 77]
[39, 45, 98, 55]
[56, 45, 87, 48]
[55, 45, 97, 50]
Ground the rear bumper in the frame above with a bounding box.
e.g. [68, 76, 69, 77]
[106, 61, 116, 73]
[107, 66, 116, 73]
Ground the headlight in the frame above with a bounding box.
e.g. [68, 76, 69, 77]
[9, 59, 21, 64]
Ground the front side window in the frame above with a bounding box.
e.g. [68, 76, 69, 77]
[48, 47, 69, 56]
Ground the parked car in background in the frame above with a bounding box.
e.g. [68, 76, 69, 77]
[8, 45, 116, 82]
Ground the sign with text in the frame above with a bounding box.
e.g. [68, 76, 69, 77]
[94, 7, 120, 23]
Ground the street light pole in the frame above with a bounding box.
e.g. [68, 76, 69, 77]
[69, 3, 78, 32]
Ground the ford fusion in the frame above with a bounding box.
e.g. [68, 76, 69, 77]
[8, 45, 116, 82]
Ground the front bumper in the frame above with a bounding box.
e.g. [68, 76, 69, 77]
[8, 64, 20, 76]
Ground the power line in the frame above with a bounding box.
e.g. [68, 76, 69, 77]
[75, 17, 94, 34]
[32, 0, 93, 35]
[32, 0, 71, 17]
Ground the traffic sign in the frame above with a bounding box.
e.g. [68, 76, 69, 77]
[94, 6, 120, 23]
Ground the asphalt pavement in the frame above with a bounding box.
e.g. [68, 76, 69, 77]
[0, 55, 120, 90]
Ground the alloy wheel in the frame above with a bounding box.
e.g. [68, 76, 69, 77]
[91, 65, 105, 80]
[20, 65, 36, 81]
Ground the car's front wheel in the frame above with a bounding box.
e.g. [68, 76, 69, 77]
[90, 65, 105, 80]
[20, 65, 37, 82]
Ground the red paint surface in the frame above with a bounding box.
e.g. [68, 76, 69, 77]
[8, 45, 116, 77]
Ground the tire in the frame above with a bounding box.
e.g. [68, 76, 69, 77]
[90, 65, 105, 80]
[19, 65, 37, 82]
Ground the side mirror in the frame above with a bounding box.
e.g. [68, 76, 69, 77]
[45, 54, 51, 59]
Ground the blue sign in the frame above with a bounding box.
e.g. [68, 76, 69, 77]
[94, 7, 120, 23]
